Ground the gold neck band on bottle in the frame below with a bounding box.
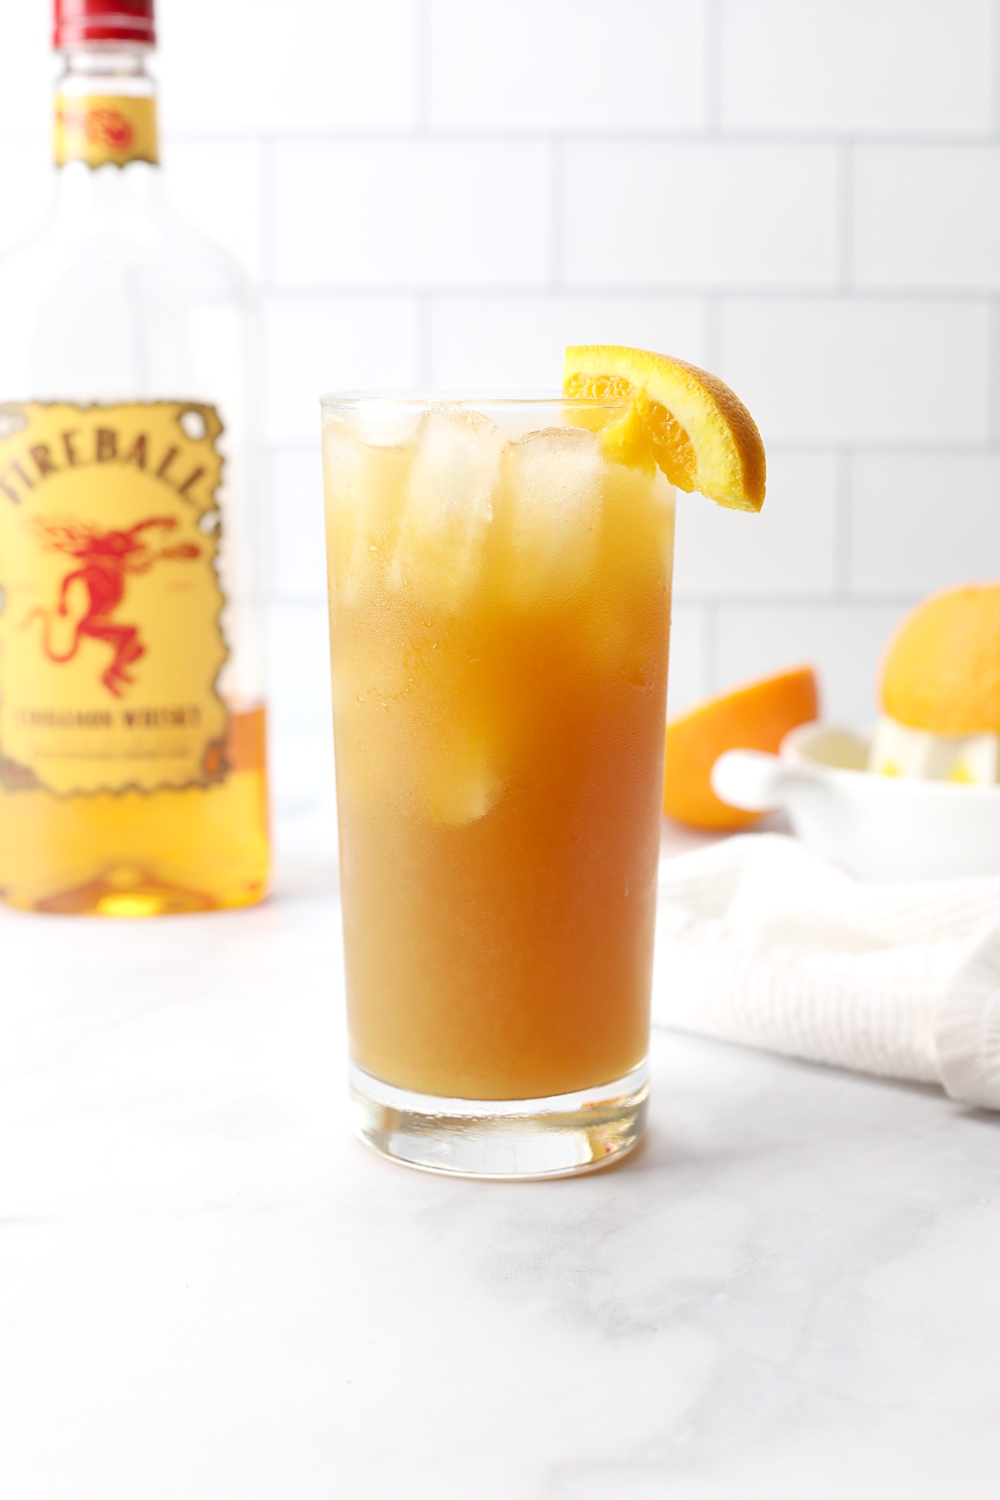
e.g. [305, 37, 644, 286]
[54, 93, 159, 168]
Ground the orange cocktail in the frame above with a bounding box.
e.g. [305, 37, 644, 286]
[322, 397, 674, 1176]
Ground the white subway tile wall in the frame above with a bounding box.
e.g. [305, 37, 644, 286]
[429, 0, 707, 130]
[272, 140, 551, 287]
[719, 0, 994, 133]
[565, 143, 841, 287]
[716, 602, 915, 730]
[2, 0, 999, 741]
[165, 141, 264, 276]
[853, 146, 1000, 288]
[428, 295, 709, 387]
[673, 453, 840, 597]
[262, 296, 419, 441]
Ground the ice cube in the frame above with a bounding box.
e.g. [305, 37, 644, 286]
[503, 426, 604, 606]
[348, 401, 423, 449]
[426, 718, 505, 827]
[390, 407, 506, 613]
[323, 415, 415, 602]
[322, 416, 370, 598]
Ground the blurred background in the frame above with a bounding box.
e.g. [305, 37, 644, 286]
[2, 0, 997, 778]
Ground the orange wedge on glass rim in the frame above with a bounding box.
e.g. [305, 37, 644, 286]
[563, 344, 766, 511]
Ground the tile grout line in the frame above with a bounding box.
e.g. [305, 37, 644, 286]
[836, 139, 854, 288]
[253, 282, 1000, 304]
[547, 137, 566, 289]
[703, 293, 722, 371]
[703, 602, 720, 697]
[704, 0, 723, 136]
[415, 293, 433, 385]
[261, 443, 279, 600]
[833, 448, 853, 597]
[143, 127, 1000, 148]
[258, 134, 276, 287]
[988, 297, 1000, 444]
[414, 0, 433, 135]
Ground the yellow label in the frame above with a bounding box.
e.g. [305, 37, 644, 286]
[0, 402, 228, 796]
[54, 94, 159, 168]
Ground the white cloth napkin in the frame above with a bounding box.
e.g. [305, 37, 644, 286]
[652, 833, 1000, 1109]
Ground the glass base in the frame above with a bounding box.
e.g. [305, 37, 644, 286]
[349, 1060, 649, 1179]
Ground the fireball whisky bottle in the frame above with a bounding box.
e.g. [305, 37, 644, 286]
[0, 0, 270, 914]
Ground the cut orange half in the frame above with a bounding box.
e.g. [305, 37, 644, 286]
[563, 345, 766, 511]
[880, 583, 1000, 734]
[663, 665, 819, 830]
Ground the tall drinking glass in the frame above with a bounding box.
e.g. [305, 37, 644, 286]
[321, 395, 674, 1177]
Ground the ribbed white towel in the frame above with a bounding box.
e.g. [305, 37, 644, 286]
[652, 834, 1000, 1109]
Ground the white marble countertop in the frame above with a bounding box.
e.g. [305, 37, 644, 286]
[2, 787, 999, 1499]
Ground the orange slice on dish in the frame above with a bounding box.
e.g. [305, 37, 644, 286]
[663, 665, 819, 830]
[563, 344, 766, 511]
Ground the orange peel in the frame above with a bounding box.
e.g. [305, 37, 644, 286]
[881, 584, 1000, 734]
[563, 344, 766, 511]
[663, 665, 819, 830]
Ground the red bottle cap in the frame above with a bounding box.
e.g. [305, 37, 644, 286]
[53, 0, 156, 48]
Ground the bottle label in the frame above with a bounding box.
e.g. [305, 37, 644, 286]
[0, 401, 229, 797]
[54, 94, 159, 168]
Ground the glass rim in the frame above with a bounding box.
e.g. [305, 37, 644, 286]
[319, 388, 630, 411]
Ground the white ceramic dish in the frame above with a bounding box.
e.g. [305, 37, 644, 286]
[711, 722, 1000, 881]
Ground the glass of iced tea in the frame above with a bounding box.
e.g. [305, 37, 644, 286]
[321, 394, 674, 1177]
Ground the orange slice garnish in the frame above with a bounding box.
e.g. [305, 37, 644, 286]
[563, 344, 766, 511]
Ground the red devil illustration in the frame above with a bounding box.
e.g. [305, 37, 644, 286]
[23, 516, 200, 698]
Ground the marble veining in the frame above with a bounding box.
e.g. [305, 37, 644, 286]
[1, 795, 998, 1498]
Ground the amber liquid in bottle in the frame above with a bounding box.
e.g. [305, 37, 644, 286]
[0, 13, 270, 915]
[0, 704, 268, 915]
